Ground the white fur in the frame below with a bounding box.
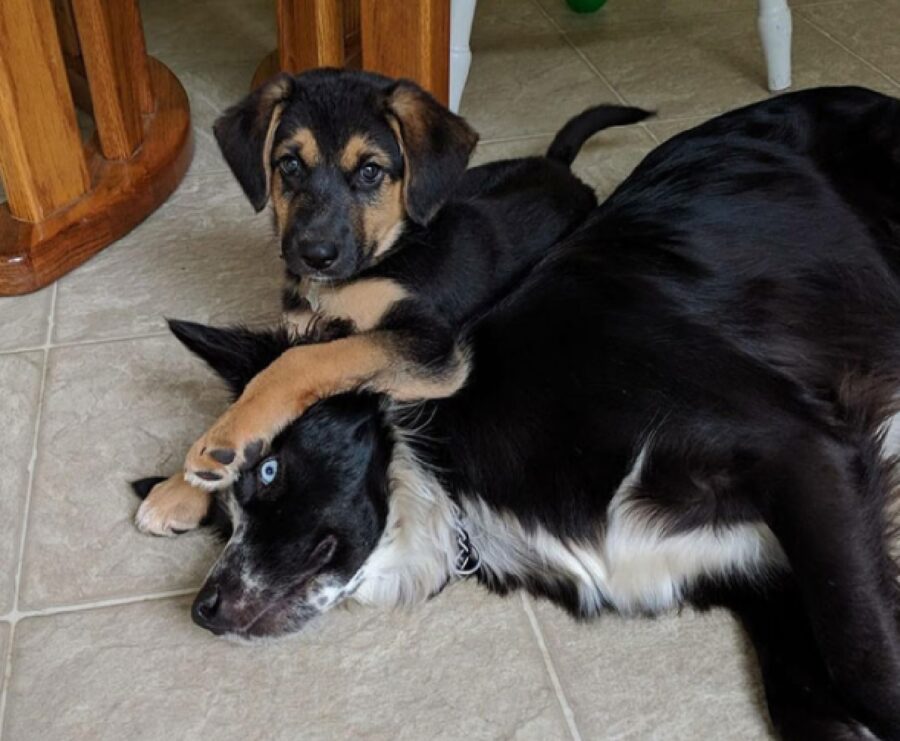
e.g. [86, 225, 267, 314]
[603, 467, 783, 613]
[354, 442, 786, 616]
[352, 440, 460, 607]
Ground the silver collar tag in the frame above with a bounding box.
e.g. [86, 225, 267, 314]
[453, 522, 481, 576]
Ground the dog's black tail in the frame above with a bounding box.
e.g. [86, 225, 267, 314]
[546, 104, 653, 167]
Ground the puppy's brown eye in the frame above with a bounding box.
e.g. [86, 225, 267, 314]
[279, 156, 301, 177]
[358, 162, 383, 187]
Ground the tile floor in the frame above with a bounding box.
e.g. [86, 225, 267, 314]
[1, 0, 899, 738]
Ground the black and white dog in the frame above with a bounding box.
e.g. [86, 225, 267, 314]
[137, 86, 900, 740]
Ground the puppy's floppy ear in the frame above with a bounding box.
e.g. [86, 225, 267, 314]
[167, 319, 294, 397]
[385, 80, 478, 225]
[213, 74, 294, 211]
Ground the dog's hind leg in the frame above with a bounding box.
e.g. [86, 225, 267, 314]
[712, 578, 877, 740]
[756, 434, 900, 740]
[132, 474, 212, 537]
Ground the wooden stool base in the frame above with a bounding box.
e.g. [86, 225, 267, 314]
[0, 57, 193, 296]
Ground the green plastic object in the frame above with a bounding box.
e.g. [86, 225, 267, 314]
[566, 0, 608, 12]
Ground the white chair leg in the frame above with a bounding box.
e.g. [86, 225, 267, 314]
[758, 0, 792, 92]
[449, 0, 477, 113]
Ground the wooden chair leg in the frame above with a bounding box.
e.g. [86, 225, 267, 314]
[279, 0, 345, 73]
[71, 0, 151, 159]
[0, 0, 193, 296]
[0, 0, 90, 223]
[361, 0, 450, 105]
[252, 0, 346, 89]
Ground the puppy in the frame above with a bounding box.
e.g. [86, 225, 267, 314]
[180, 68, 650, 489]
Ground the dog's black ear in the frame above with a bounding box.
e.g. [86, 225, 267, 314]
[385, 80, 478, 225]
[213, 74, 294, 211]
[167, 319, 293, 396]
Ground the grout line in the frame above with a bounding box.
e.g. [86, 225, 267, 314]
[529, 0, 662, 149]
[0, 330, 173, 358]
[0, 281, 56, 738]
[0, 622, 13, 741]
[797, 13, 900, 90]
[480, 132, 559, 145]
[0, 587, 199, 625]
[529, 0, 631, 106]
[520, 594, 583, 741]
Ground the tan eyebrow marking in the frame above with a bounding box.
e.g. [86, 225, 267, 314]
[340, 133, 392, 172]
[274, 127, 320, 168]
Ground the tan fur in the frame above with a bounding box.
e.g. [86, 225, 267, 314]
[260, 103, 284, 204]
[363, 179, 406, 258]
[316, 278, 408, 332]
[275, 127, 320, 168]
[271, 174, 290, 234]
[340, 133, 393, 172]
[283, 308, 316, 337]
[387, 116, 413, 221]
[185, 334, 471, 487]
[134, 474, 212, 536]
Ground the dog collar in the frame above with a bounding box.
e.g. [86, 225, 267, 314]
[452, 521, 481, 576]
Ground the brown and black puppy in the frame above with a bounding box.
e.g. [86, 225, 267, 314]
[178, 68, 649, 490]
[147, 69, 648, 509]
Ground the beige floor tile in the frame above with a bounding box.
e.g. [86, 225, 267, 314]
[801, 1, 900, 83]
[18, 336, 227, 610]
[569, 11, 898, 120]
[472, 0, 562, 42]
[142, 0, 275, 70]
[175, 61, 262, 175]
[461, 24, 618, 141]
[472, 124, 655, 200]
[53, 172, 283, 344]
[534, 600, 773, 740]
[5, 587, 569, 741]
[0, 288, 52, 353]
[0, 353, 44, 615]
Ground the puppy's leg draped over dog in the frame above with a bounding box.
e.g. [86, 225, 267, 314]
[185, 330, 468, 487]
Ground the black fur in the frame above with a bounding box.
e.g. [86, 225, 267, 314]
[207, 68, 651, 478]
[147, 86, 900, 738]
[213, 73, 293, 211]
[546, 104, 652, 166]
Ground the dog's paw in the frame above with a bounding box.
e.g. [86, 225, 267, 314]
[184, 412, 267, 490]
[134, 475, 212, 536]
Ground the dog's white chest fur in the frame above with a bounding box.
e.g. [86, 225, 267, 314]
[353, 442, 785, 616]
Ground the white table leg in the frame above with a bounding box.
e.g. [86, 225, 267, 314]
[758, 0, 792, 92]
[449, 0, 477, 113]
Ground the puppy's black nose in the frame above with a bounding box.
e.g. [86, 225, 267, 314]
[192, 583, 222, 631]
[300, 242, 339, 270]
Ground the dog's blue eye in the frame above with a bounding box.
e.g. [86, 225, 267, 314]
[259, 458, 279, 485]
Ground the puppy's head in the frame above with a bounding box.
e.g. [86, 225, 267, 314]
[168, 320, 393, 639]
[214, 69, 478, 281]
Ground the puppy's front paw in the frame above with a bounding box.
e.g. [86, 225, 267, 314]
[184, 410, 268, 490]
[134, 475, 212, 536]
